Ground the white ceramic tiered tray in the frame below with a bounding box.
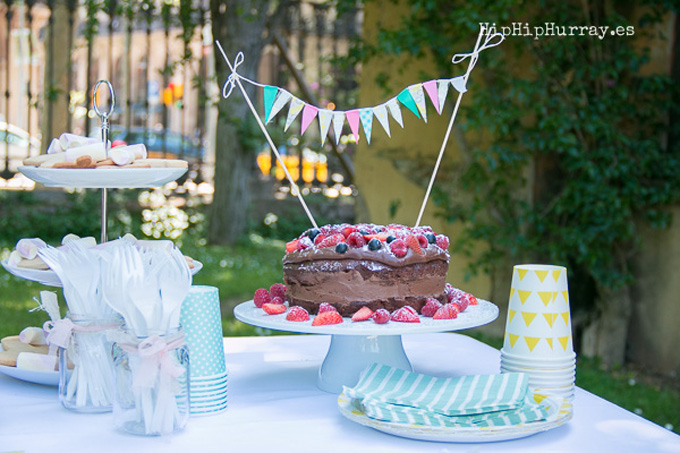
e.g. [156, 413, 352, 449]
[18, 166, 187, 189]
[234, 299, 499, 393]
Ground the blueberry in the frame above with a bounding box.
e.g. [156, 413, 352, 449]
[359, 229, 369, 235]
[368, 238, 382, 251]
[335, 242, 349, 253]
[306, 228, 321, 241]
[386, 235, 396, 243]
[425, 232, 436, 244]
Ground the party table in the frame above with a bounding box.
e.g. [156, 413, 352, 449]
[1, 333, 679, 453]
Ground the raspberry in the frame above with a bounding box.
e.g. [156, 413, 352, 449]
[405, 234, 424, 255]
[346, 232, 367, 248]
[421, 298, 443, 317]
[270, 296, 285, 305]
[433, 303, 459, 320]
[253, 288, 271, 308]
[318, 302, 338, 314]
[285, 240, 299, 253]
[445, 284, 465, 304]
[435, 234, 450, 250]
[312, 311, 343, 326]
[296, 236, 313, 251]
[389, 239, 408, 258]
[391, 307, 420, 323]
[318, 234, 345, 248]
[262, 303, 287, 315]
[314, 234, 327, 246]
[416, 234, 429, 249]
[351, 306, 374, 322]
[371, 308, 391, 324]
[286, 306, 309, 322]
[269, 283, 287, 300]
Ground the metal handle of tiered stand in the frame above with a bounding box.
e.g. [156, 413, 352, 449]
[93, 80, 115, 243]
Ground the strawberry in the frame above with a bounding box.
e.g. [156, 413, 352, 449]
[364, 233, 389, 242]
[269, 283, 287, 300]
[403, 305, 418, 316]
[263, 303, 287, 315]
[433, 303, 459, 320]
[405, 234, 424, 255]
[421, 298, 443, 317]
[270, 296, 285, 305]
[351, 306, 373, 322]
[342, 226, 359, 238]
[318, 302, 338, 314]
[286, 306, 309, 322]
[347, 232, 367, 248]
[313, 234, 327, 246]
[285, 240, 299, 254]
[253, 288, 271, 308]
[416, 234, 429, 249]
[318, 234, 345, 248]
[371, 308, 391, 324]
[389, 239, 408, 258]
[312, 311, 343, 326]
[435, 234, 450, 250]
[296, 236, 313, 251]
[391, 306, 420, 323]
[464, 292, 478, 306]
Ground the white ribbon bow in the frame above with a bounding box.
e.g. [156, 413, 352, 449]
[451, 31, 505, 76]
[127, 335, 186, 389]
[222, 51, 245, 99]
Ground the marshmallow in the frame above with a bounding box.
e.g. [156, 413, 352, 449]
[16, 352, 58, 372]
[15, 238, 46, 260]
[59, 133, 99, 150]
[46, 138, 64, 155]
[64, 142, 106, 163]
[110, 147, 135, 166]
[19, 327, 47, 346]
[61, 233, 80, 245]
[8, 250, 22, 266]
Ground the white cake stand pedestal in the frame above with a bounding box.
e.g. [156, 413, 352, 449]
[233, 300, 499, 393]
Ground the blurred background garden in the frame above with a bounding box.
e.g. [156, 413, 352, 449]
[0, 0, 678, 435]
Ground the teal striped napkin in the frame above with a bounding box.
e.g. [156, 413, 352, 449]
[343, 363, 550, 428]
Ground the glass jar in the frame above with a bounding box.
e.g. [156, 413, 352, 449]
[58, 313, 122, 413]
[111, 328, 190, 436]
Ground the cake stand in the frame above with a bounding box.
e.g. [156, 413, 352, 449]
[233, 300, 499, 393]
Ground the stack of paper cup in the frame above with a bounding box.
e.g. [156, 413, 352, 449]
[180, 285, 228, 416]
[500, 264, 576, 401]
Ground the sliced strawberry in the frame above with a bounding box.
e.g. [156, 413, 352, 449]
[318, 234, 345, 248]
[314, 233, 327, 246]
[342, 226, 359, 238]
[269, 283, 287, 300]
[286, 306, 309, 321]
[403, 305, 418, 316]
[318, 302, 338, 314]
[371, 308, 391, 324]
[416, 234, 429, 249]
[465, 292, 478, 306]
[421, 298, 443, 317]
[405, 234, 424, 255]
[253, 288, 271, 308]
[389, 239, 408, 258]
[347, 232, 367, 248]
[263, 303, 287, 315]
[433, 303, 459, 319]
[351, 306, 374, 322]
[285, 240, 299, 253]
[391, 307, 420, 323]
[312, 311, 343, 326]
[364, 233, 389, 242]
[435, 234, 450, 250]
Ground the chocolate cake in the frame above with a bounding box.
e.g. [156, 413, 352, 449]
[282, 224, 450, 317]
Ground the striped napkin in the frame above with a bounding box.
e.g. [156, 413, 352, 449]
[343, 363, 551, 428]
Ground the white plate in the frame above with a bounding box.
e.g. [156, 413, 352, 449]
[0, 347, 62, 386]
[233, 299, 499, 336]
[2, 258, 203, 287]
[337, 391, 572, 443]
[18, 166, 187, 188]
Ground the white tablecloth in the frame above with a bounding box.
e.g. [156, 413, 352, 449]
[1, 333, 679, 453]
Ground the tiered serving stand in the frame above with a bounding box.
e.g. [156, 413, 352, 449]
[234, 299, 499, 393]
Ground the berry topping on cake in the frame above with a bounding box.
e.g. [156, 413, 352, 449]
[436, 234, 450, 250]
[425, 232, 436, 244]
[367, 238, 382, 251]
[346, 232, 367, 248]
[318, 234, 345, 248]
[389, 239, 408, 257]
[262, 303, 287, 315]
[342, 226, 359, 237]
[335, 242, 349, 254]
[286, 306, 309, 322]
[421, 298, 443, 317]
[371, 308, 391, 324]
[297, 236, 313, 251]
[405, 234, 424, 255]
[318, 302, 338, 314]
[253, 288, 271, 308]
[314, 234, 327, 246]
[306, 228, 321, 241]
[386, 234, 397, 243]
[391, 306, 420, 323]
[269, 283, 287, 301]
[312, 311, 343, 326]
[285, 240, 299, 254]
[351, 306, 374, 322]
[433, 303, 459, 319]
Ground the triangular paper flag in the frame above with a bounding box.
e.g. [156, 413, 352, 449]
[300, 104, 319, 136]
[267, 90, 292, 124]
[517, 290, 531, 305]
[538, 291, 553, 307]
[508, 309, 516, 323]
[358, 108, 374, 144]
[524, 336, 540, 352]
[543, 313, 556, 328]
[521, 312, 537, 327]
[396, 88, 420, 119]
[552, 269, 562, 283]
[373, 104, 391, 137]
[451, 76, 467, 93]
[508, 333, 519, 348]
[517, 268, 529, 281]
[263, 85, 278, 123]
[284, 97, 305, 131]
[437, 80, 449, 113]
[332, 111, 345, 145]
[558, 336, 569, 351]
[386, 98, 404, 128]
[345, 109, 361, 143]
[546, 338, 554, 350]
[535, 270, 549, 283]
[318, 109, 333, 145]
[407, 83, 427, 122]
[561, 312, 570, 326]
[423, 80, 440, 114]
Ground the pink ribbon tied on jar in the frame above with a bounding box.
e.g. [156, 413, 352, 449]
[122, 335, 186, 389]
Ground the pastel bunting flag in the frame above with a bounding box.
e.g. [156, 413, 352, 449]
[386, 98, 404, 128]
[263, 85, 278, 123]
[397, 88, 420, 119]
[423, 80, 440, 114]
[451, 76, 468, 93]
[284, 97, 305, 131]
[373, 104, 391, 137]
[300, 104, 319, 136]
[437, 80, 450, 114]
[318, 109, 333, 145]
[267, 90, 292, 124]
[345, 109, 361, 143]
[359, 108, 374, 144]
[408, 83, 428, 123]
[332, 111, 345, 144]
